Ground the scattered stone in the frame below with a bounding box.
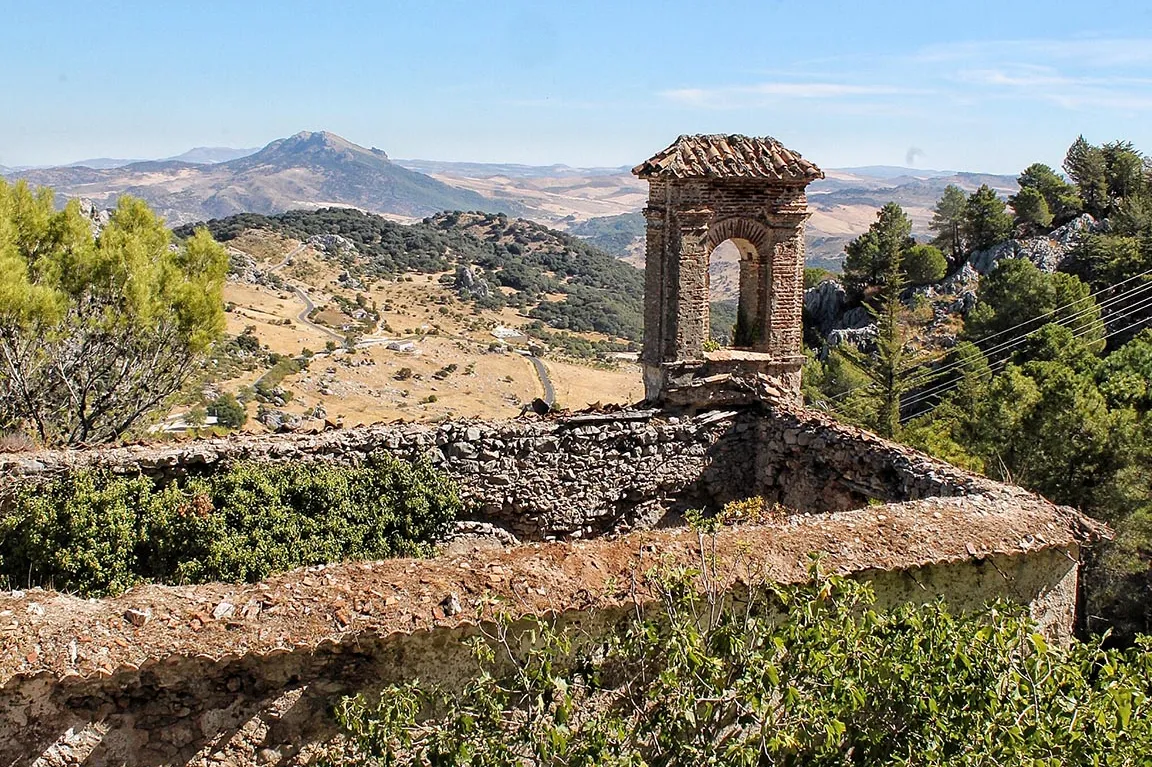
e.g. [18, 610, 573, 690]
[123, 608, 151, 627]
[212, 601, 235, 621]
[439, 593, 462, 617]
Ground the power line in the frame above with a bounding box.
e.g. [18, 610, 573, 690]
[827, 271, 1152, 403]
[893, 277, 1152, 405]
[898, 298, 1152, 422]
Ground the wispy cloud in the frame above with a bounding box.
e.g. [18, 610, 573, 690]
[662, 82, 925, 109]
[917, 38, 1152, 69]
[954, 63, 1152, 111]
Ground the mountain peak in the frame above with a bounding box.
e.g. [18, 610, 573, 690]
[251, 131, 389, 163]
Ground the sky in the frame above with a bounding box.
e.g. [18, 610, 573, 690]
[4, 0, 1152, 173]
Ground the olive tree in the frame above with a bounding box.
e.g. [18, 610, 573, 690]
[0, 181, 228, 444]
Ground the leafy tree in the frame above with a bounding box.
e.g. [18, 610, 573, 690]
[842, 202, 913, 294]
[1012, 162, 1082, 226]
[965, 258, 1104, 350]
[928, 184, 969, 265]
[0, 182, 228, 445]
[903, 243, 947, 285]
[206, 392, 248, 429]
[1008, 186, 1053, 233]
[963, 184, 1014, 252]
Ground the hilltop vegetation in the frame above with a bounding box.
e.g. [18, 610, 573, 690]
[180, 207, 646, 341]
[805, 135, 1152, 640]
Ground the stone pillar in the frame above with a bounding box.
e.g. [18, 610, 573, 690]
[673, 211, 711, 361]
[734, 253, 768, 349]
[641, 206, 667, 369]
[764, 213, 809, 358]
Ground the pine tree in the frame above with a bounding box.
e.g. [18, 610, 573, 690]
[836, 244, 938, 438]
[843, 202, 913, 294]
[963, 185, 1014, 252]
[928, 185, 968, 265]
[1064, 136, 1110, 219]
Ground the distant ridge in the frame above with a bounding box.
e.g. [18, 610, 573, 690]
[3, 131, 512, 224]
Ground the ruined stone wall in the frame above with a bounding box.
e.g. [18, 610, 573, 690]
[0, 540, 1082, 767]
[0, 404, 1003, 540]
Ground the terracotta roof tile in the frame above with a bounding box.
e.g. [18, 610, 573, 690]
[633, 134, 824, 182]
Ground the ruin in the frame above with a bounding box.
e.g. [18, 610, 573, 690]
[0, 135, 1111, 765]
[634, 134, 823, 405]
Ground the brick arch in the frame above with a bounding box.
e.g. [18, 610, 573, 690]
[705, 217, 770, 256]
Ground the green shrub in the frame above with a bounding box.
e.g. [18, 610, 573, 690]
[331, 567, 1152, 766]
[0, 456, 459, 596]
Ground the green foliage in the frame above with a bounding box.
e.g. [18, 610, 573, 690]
[206, 392, 247, 429]
[1064, 137, 1150, 222]
[329, 568, 1152, 766]
[963, 184, 1014, 252]
[903, 243, 948, 285]
[843, 202, 913, 294]
[929, 184, 969, 264]
[1008, 186, 1053, 233]
[1012, 163, 1082, 227]
[964, 258, 1103, 349]
[1073, 233, 1152, 288]
[803, 266, 835, 289]
[0, 181, 228, 444]
[0, 457, 459, 596]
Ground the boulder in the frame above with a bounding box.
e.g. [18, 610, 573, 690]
[803, 280, 847, 335]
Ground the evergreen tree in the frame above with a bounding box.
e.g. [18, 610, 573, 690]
[1009, 186, 1054, 233]
[903, 243, 947, 285]
[836, 245, 938, 438]
[0, 181, 228, 444]
[1013, 162, 1082, 226]
[929, 184, 968, 264]
[963, 185, 1014, 252]
[842, 202, 914, 294]
[1064, 136, 1111, 218]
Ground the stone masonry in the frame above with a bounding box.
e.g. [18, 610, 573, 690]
[633, 135, 824, 404]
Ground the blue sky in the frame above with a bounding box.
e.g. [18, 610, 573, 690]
[4, 0, 1152, 172]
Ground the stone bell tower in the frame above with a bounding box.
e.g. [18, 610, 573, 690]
[632, 134, 823, 406]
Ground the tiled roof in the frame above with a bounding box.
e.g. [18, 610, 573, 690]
[633, 134, 824, 182]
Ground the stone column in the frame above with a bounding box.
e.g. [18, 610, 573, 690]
[737, 253, 768, 348]
[641, 205, 667, 368]
[764, 212, 809, 358]
[673, 210, 711, 361]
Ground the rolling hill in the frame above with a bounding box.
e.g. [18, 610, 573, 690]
[4, 131, 510, 224]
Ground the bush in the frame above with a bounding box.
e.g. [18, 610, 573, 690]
[206, 393, 248, 429]
[904, 243, 948, 285]
[331, 566, 1152, 766]
[0, 457, 460, 596]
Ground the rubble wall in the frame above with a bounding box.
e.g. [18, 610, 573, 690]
[0, 404, 998, 540]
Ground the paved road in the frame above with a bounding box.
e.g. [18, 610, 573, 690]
[529, 355, 556, 405]
[291, 286, 345, 344]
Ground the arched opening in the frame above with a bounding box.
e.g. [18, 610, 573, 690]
[705, 217, 772, 353]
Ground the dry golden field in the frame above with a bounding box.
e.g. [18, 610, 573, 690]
[199, 236, 642, 431]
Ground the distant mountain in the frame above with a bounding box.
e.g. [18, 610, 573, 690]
[833, 165, 958, 180]
[166, 146, 259, 164]
[396, 158, 631, 179]
[4, 131, 511, 224]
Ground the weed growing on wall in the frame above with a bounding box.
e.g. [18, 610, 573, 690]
[0, 456, 459, 596]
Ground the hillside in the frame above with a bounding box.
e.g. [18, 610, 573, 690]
[180, 207, 645, 341]
[5, 132, 509, 225]
[168, 210, 646, 430]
